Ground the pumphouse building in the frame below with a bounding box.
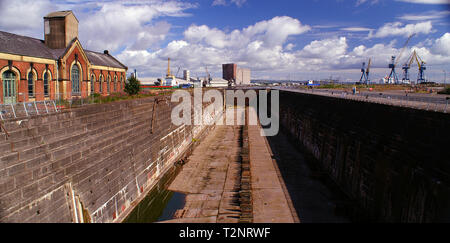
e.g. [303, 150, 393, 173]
[0, 10, 128, 105]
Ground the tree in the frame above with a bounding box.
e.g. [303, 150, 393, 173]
[124, 76, 141, 95]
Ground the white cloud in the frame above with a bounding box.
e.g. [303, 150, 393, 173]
[1, 0, 449, 81]
[398, 10, 450, 21]
[117, 16, 311, 77]
[299, 37, 348, 59]
[431, 33, 450, 56]
[285, 43, 296, 51]
[183, 16, 310, 49]
[396, 0, 450, 4]
[368, 21, 433, 38]
[356, 0, 380, 6]
[79, 1, 195, 52]
[0, 0, 196, 53]
[212, 0, 247, 7]
[0, 0, 58, 38]
[341, 27, 373, 32]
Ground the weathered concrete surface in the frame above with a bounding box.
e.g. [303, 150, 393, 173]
[248, 125, 296, 223]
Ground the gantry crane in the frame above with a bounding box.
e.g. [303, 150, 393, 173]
[359, 58, 372, 85]
[387, 34, 415, 84]
[416, 52, 427, 83]
[402, 50, 427, 84]
[359, 62, 368, 84]
[402, 56, 412, 84]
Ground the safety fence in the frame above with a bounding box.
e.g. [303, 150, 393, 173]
[0, 92, 101, 120]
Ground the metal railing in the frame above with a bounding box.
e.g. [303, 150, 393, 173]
[277, 87, 450, 114]
[0, 100, 59, 120]
[0, 91, 141, 120]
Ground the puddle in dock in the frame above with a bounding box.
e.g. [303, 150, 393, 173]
[123, 166, 186, 223]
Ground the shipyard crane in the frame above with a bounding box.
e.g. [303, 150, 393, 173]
[359, 59, 372, 85]
[387, 34, 415, 84]
[402, 51, 416, 84]
[415, 52, 427, 83]
[402, 50, 427, 84]
[359, 62, 368, 84]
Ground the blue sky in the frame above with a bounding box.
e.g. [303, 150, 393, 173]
[0, 0, 449, 82]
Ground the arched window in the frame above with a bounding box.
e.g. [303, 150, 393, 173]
[107, 76, 111, 94]
[71, 65, 80, 95]
[90, 74, 95, 93]
[99, 75, 103, 93]
[2, 71, 16, 104]
[43, 72, 50, 97]
[27, 71, 35, 98]
[114, 75, 117, 92]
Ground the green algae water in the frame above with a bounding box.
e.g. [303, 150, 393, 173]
[123, 166, 186, 223]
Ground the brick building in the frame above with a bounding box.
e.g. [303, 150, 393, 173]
[0, 10, 128, 105]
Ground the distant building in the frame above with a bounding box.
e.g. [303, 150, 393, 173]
[0, 10, 127, 105]
[223, 63, 237, 83]
[236, 67, 251, 86]
[183, 70, 190, 82]
[222, 63, 251, 86]
[208, 78, 229, 88]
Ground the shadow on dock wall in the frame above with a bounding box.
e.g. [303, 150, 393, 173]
[276, 90, 450, 223]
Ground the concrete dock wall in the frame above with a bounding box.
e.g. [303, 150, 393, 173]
[278, 90, 450, 222]
[0, 93, 219, 223]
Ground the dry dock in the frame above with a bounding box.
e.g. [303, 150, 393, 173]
[163, 121, 296, 223]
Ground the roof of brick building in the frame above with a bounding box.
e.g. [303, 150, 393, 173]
[44, 10, 79, 22]
[0, 30, 127, 69]
[0, 31, 58, 60]
[85, 50, 127, 69]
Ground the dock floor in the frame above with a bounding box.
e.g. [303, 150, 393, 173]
[164, 122, 296, 223]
